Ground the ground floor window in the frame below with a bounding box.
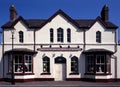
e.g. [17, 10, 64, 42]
[43, 56, 50, 73]
[8, 54, 33, 74]
[86, 54, 111, 74]
[71, 56, 78, 73]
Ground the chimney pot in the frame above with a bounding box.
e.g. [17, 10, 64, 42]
[9, 5, 18, 21]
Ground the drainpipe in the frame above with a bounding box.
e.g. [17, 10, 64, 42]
[114, 30, 117, 53]
[83, 30, 86, 51]
[34, 29, 36, 52]
[113, 29, 118, 81]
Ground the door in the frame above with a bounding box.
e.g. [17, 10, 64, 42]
[55, 64, 66, 81]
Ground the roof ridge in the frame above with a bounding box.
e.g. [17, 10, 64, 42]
[26, 19, 47, 21]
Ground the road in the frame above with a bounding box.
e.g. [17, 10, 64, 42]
[0, 81, 120, 87]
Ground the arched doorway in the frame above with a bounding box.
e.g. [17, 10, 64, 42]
[54, 56, 66, 81]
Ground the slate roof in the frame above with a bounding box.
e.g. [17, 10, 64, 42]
[1, 9, 118, 29]
[82, 49, 114, 54]
[5, 48, 37, 54]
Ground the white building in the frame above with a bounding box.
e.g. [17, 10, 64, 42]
[0, 5, 120, 82]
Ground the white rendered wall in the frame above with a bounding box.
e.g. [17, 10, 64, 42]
[0, 45, 3, 79]
[86, 21, 115, 44]
[116, 45, 120, 78]
[4, 21, 34, 44]
[36, 14, 83, 44]
[34, 47, 84, 79]
[2, 13, 118, 80]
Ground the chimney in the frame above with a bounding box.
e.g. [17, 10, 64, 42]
[101, 5, 109, 22]
[9, 5, 18, 21]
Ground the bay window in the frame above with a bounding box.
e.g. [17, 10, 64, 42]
[86, 54, 111, 74]
[8, 54, 33, 74]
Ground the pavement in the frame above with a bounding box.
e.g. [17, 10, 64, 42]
[0, 81, 120, 87]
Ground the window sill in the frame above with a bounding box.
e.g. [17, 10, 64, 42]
[69, 73, 79, 75]
[7, 72, 35, 75]
[85, 73, 112, 75]
[41, 73, 51, 75]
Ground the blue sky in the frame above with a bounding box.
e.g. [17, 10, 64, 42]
[0, 0, 120, 42]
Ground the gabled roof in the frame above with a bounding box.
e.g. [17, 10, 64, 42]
[89, 16, 118, 29]
[1, 16, 29, 29]
[1, 9, 118, 30]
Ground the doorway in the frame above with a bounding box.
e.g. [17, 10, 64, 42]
[54, 56, 66, 81]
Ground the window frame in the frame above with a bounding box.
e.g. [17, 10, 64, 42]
[96, 54, 105, 73]
[50, 28, 54, 43]
[57, 28, 64, 42]
[86, 54, 94, 73]
[42, 56, 50, 73]
[67, 28, 71, 42]
[71, 56, 79, 74]
[85, 54, 111, 75]
[96, 31, 101, 43]
[19, 31, 24, 43]
[8, 54, 33, 74]
[24, 55, 33, 73]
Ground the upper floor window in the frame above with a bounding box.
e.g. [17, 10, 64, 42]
[57, 28, 64, 42]
[50, 28, 54, 42]
[19, 31, 24, 43]
[96, 31, 101, 43]
[71, 56, 78, 73]
[43, 56, 50, 73]
[67, 29, 71, 42]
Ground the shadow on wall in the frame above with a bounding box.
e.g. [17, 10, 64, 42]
[111, 55, 117, 81]
[79, 53, 85, 78]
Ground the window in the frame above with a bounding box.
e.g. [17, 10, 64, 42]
[86, 55, 94, 73]
[86, 54, 111, 74]
[19, 31, 24, 43]
[8, 55, 33, 73]
[106, 55, 111, 73]
[50, 28, 54, 42]
[57, 28, 64, 42]
[96, 31, 101, 43]
[71, 56, 78, 73]
[14, 55, 23, 72]
[67, 29, 71, 42]
[24, 55, 32, 72]
[96, 55, 105, 73]
[43, 56, 50, 73]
